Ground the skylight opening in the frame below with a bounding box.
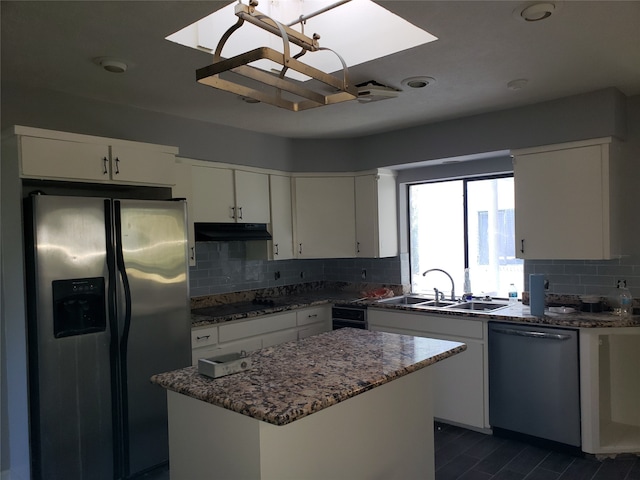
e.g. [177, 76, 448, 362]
[166, 0, 438, 83]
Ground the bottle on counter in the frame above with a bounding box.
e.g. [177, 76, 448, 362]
[463, 268, 472, 300]
[508, 283, 518, 304]
[618, 280, 633, 316]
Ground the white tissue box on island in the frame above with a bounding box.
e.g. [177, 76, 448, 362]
[198, 352, 251, 378]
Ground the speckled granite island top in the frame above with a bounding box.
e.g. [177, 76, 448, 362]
[151, 328, 466, 426]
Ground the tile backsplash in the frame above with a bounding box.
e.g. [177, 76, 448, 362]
[190, 241, 639, 303]
[189, 241, 406, 297]
[525, 255, 640, 301]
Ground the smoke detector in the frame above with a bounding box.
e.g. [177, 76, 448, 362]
[356, 81, 400, 104]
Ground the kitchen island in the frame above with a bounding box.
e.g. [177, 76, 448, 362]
[151, 328, 466, 480]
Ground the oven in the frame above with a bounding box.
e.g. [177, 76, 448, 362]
[332, 304, 367, 330]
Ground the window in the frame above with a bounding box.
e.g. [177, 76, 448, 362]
[409, 176, 523, 299]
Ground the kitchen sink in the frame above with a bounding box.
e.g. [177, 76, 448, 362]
[413, 300, 458, 308]
[376, 295, 509, 313]
[377, 295, 432, 305]
[443, 301, 508, 312]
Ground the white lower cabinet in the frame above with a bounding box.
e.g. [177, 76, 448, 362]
[368, 308, 489, 430]
[296, 305, 332, 339]
[580, 327, 640, 455]
[191, 306, 331, 365]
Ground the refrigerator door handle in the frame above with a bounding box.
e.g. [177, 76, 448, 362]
[114, 201, 133, 352]
[114, 200, 133, 473]
[105, 199, 125, 476]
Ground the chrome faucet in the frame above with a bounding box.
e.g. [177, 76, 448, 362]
[423, 268, 456, 301]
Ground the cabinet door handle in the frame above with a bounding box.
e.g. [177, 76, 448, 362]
[103, 157, 109, 175]
[520, 239, 525, 253]
[274, 243, 279, 255]
[357, 241, 360, 253]
[190, 246, 195, 261]
[230, 207, 236, 219]
[196, 335, 210, 340]
[299, 243, 303, 254]
[237, 206, 243, 219]
[114, 157, 120, 174]
[307, 314, 318, 318]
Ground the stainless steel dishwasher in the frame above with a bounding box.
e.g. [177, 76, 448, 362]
[488, 322, 581, 447]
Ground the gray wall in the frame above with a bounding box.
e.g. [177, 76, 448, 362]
[1, 85, 627, 173]
[1, 83, 639, 478]
[1, 85, 295, 172]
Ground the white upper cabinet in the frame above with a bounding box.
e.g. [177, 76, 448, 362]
[234, 170, 271, 223]
[355, 171, 398, 258]
[513, 137, 621, 260]
[269, 174, 294, 260]
[17, 126, 177, 186]
[191, 165, 235, 222]
[191, 164, 270, 223]
[293, 175, 356, 258]
[109, 144, 176, 186]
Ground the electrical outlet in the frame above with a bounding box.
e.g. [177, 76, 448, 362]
[274, 271, 281, 280]
[361, 269, 367, 280]
[300, 271, 305, 279]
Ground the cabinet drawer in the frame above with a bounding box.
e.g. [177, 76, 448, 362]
[296, 305, 330, 326]
[218, 312, 297, 343]
[191, 325, 218, 348]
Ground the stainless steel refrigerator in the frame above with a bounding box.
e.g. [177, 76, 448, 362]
[24, 194, 191, 480]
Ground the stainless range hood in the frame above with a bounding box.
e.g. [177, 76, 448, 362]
[194, 222, 272, 242]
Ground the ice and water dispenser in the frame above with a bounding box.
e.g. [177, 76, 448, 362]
[52, 277, 106, 338]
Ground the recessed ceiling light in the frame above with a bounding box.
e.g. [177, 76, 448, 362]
[401, 76, 436, 89]
[93, 57, 128, 73]
[514, 2, 556, 22]
[507, 78, 529, 90]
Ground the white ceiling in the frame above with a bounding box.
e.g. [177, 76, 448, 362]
[2, 1, 640, 139]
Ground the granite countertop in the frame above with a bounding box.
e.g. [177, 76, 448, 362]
[191, 289, 365, 327]
[151, 328, 466, 426]
[369, 301, 640, 328]
[191, 288, 640, 329]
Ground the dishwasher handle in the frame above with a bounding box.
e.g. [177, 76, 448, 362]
[491, 327, 572, 341]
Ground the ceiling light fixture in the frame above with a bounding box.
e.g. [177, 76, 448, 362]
[94, 57, 128, 73]
[195, 0, 358, 112]
[515, 2, 556, 22]
[401, 76, 436, 89]
[507, 78, 528, 90]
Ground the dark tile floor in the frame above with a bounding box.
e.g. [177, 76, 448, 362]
[138, 465, 169, 480]
[139, 422, 640, 480]
[435, 422, 640, 480]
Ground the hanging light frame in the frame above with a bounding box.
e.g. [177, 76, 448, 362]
[195, 1, 358, 111]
